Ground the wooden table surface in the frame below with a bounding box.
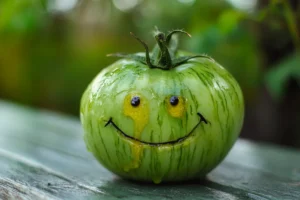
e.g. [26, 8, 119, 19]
[1, 100, 300, 200]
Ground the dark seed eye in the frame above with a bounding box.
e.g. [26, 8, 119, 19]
[131, 96, 140, 107]
[170, 96, 179, 106]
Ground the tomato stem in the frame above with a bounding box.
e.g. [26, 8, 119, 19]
[155, 32, 173, 69]
[108, 29, 212, 70]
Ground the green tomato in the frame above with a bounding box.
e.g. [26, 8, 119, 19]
[80, 30, 244, 184]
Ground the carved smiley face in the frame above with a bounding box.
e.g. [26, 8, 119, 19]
[105, 94, 208, 146]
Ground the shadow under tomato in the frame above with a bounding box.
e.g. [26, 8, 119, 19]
[97, 176, 252, 199]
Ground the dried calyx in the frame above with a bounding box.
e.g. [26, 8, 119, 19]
[108, 29, 210, 70]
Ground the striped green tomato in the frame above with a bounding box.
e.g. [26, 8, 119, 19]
[80, 30, 244, 184]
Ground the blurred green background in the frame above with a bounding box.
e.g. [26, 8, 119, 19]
[0, 0, 299, 147]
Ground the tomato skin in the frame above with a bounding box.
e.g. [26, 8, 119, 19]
[80, 50, 244, 183]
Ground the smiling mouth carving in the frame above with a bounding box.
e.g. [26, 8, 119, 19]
[104, 112, 208, 146]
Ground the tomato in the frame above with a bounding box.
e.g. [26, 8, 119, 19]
[80, 30, 244, 183]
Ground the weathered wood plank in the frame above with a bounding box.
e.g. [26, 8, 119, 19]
[0, 177, 55, 200]
[0, 150, 107, 200]
[1, 100, 300, 200]
[0, 149, 247, 200]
